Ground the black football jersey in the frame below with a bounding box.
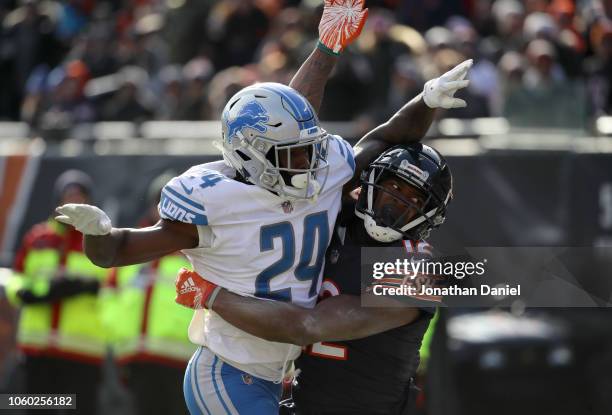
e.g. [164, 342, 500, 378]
[293, 203, 434, 415]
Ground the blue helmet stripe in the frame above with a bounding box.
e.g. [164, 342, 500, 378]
[261, 84, 316, 131]
[260, 85, 303, 129]
[283, 86, 317, 130]
[281, 85, 314, 123]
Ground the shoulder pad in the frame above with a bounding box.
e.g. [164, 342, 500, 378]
[329, 135, 355, 173]
[158, 162, 236, 226]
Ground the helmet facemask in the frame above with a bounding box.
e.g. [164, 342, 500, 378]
[356, 165, 450, 242]
[264, 133, 330, 200]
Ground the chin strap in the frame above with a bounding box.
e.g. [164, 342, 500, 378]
[291, 173, 321, 203]
[363, 215, 403, 242]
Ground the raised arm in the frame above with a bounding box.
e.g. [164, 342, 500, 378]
[289, 49, 337, 114]
[343, 59, 473, 196]
[289, 0, 368, 112]
[55, 205, 198, 268]
[175, 269, 419, 346]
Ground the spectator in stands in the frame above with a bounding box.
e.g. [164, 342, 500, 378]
[358, 10, 411, 121]
[398, 0, 467, 32]
[497, 50, 527, 120]
[492, 0, 526, 52]
[3, 0, 64, 110]
[154, 65, 184, 121]
[206, 66, 258, 119]
[523, 38, 566, 89]
[72, 25, 119, 78]
[0, 0, 610, 128]
[207, 0, 271, 69]
[471, 0, 498, 38]
[585, 20, 612, 115]
[55, 0, 92, 44]
[262, 6, 312, 66]
[523, 11, 583, 78]
[548, 0, 585, 55]
[115, 14, 168, 78]
[447, 16, 500, 115]
[20, 64, 49, 127]
[101, 66, 152, 122]
[504, 38, 583, 127]
[257, 39, 294, 85]
[178, 57, 214, 120]
[385, 55, 424, 120]
[36, 60, 96, 134]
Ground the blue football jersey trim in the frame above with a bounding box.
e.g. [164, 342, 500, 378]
[179, 180, 195, 195]
[160, 188, 208, 225]
[339, 139, 356, 172]
[191, 348, 212, 415]
[332, 136, 356, 172]
[164, 186, 205, 212]
[211, 356, 232, 415]
[335, 136, 346, 158]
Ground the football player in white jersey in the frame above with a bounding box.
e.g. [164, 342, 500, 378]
[55, 1, 471, 413]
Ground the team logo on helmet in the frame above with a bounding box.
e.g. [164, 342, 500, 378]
[399, 160, 429, 182]
[225, 100, 269, 144]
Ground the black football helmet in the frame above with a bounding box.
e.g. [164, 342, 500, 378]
[355, 143, 453, 242]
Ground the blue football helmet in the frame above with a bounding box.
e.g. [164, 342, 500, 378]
[220, 82, 329, 200]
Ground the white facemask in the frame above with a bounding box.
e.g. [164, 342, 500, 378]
[363, 215, 403, 242]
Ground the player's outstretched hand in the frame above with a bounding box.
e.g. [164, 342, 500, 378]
[318, 0, 369, 55]
[422, 59, 473, 109]
[175, 268, 221, 310]
[55, 204, 112, 235]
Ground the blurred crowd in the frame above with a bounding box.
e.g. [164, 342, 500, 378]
[0, 0, 610, 134]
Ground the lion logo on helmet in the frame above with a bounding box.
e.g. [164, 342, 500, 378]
[225, 100, 270, 144]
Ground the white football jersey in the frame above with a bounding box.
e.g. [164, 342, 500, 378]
[159, 135, 355, 381]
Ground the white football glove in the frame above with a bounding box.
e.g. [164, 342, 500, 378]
[55, 204, 112, 236]
[422, 59, 473, 109]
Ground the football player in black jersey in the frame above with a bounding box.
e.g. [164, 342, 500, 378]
[175, 143, 452, 414]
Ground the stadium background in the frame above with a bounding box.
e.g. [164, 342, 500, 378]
[0, 0, 612, 413]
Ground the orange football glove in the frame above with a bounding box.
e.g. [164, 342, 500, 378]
[175, 268, 221, 310]
[318, 0, 369, 55]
